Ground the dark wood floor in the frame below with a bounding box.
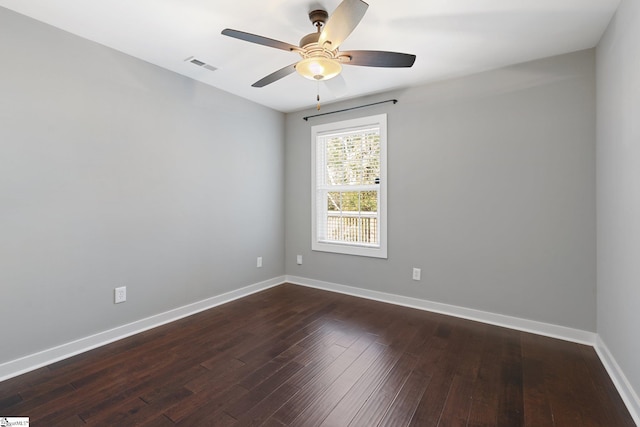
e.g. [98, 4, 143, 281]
[0, 284, 634, 426]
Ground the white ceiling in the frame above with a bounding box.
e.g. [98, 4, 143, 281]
[0, 0, 620, 112]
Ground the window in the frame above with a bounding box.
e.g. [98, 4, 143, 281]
[311, 114, 387, 258]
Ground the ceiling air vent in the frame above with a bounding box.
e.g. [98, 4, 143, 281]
[184, 56, 217, 72]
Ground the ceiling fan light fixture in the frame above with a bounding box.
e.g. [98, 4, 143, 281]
[296, 57, 342, 81]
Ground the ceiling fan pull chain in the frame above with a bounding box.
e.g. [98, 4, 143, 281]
[317, 80, 321, 110]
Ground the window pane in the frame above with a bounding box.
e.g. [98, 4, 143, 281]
[360, 215, 378, 244]
[324, 191, 378, 245]
[325, 132, 380, 186]
[360, 191, 378, 212]
[340, 191, 359, 212]
[362, 134, 380, 185]
[327, 191, 341, 211]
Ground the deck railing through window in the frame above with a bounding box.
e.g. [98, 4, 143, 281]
[326, 211, 378, 245]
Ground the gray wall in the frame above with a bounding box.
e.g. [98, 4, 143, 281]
[0, 7, 285, 364]
[286, 50, 596, 331]
[596, 0, 640, 405]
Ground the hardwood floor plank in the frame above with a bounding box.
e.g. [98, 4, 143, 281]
[166, 383, 247, 424]
[435, 323, 486, 426]
[279, 343, 346, 388]
[467, 328, 509, 426]
[294, 320, 351, 354]
[138, 414, 177, 427]
[0, 383, 77, 419]
[198, 332, 255, 369]
[271, 333, 378, 425]
[261, 418, 287, 427]
[404, 318, 441, 356]
[79, 395, 148, 425]
[379, 368, 430, 427]
[349, 351, 419, 426]
[467, 401, 499, 427]
[225, 361, 305, 419]
[108, 387, 193, 426]
[237, 344, 307, 390]
[436, 374, 473, 427]
[288, 341, 388, 426]
[54, 414, 88, 427]
[230, 382, 299, 426]
[521, 336, 556, 426]
[0, 393, 23, 410]
[10, 369, 76, 403]
[319, 344, 399, 427]
[496, 328, 525, 427]
[138, 364, 210, 404]
[409, 322, 472, 426]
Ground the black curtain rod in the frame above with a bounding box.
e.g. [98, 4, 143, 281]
[302, 99, 398, 121]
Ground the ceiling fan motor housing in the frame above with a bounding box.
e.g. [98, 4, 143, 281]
[308, 9, 329, 27]
[300, 9, 329, 49]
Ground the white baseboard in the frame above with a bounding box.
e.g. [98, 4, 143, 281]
[285, 275, 596, 345]
[594, 336, 640, 425]
[0, 276, 285, 382]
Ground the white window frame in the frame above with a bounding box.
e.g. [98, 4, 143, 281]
[311, 114, 387, 258]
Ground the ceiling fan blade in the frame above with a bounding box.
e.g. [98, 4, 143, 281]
[252, 63, 298, 87]
[339, 50, 416, 67]
[324, 74, 348, 97]
[318, 0, 369, 50]
[222, 29, 300, 52]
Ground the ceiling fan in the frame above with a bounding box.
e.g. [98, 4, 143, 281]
[221, 0, 416, 89]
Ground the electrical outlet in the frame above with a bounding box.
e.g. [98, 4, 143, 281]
[114, 286, 126, 304]
[412, 268, 421, 281]
[296, 255, 303, 265]
[257, 256, 262, 268]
